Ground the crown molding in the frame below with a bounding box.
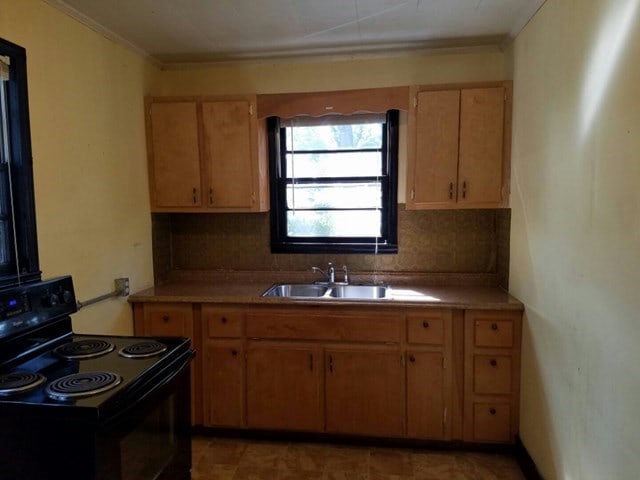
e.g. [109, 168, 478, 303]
[42, 0, 161, 67]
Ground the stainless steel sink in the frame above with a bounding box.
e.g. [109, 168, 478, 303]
[262, 283, 389, 300]
[328, 285, 389, 299]
[262, 283, 329, 298]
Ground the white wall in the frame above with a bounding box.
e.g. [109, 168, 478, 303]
[509, 0, 640, 477]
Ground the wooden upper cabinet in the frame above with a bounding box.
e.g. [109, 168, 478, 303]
[202, 100, 258, 210]
[146, 96, 268, 212]
[458, 88, 506, 206]
[407, 83, 512, 209]
[410, 90, 460, 208]
[148, 102, 202, 208]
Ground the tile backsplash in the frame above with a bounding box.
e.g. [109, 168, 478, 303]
[153, 206, 511, 288]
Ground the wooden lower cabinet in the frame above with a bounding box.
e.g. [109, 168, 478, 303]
[463, 310, 522, 443]
[133, 302, 201, 425]
[132, 302, 522, 444]
[325, 347, 404, 437]
[406, 351, 446, 439]
[203, 340, 244, 427]
[246, 342, 322, 431]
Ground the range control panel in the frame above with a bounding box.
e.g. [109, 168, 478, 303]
[0, 276, 76, 337]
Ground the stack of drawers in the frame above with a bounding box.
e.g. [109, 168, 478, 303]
[463, 310, 522, 443]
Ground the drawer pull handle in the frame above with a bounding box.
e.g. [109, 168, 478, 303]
[490, 359, 497, 367]
[221, 317, 227, 324]
[422, 321, 430, 329]
[489, 408, 497, 415]
[162, 315, 169, 322]
[491, 323, 498, 331]
[409, 355, 416, 363]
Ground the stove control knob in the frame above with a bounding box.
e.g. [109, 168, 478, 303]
[42, 293, 60, 307]
[61, 290, 73, 304]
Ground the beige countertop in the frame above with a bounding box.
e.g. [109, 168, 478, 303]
[129, 271, 523, 311]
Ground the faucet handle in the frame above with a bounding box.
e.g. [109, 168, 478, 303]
[342, 265, 349, 284]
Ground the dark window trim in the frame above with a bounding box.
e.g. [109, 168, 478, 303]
[0, 37, 40, 287]
[268, 110, 399, 254]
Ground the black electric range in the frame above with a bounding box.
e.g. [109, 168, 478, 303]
[0, 276, 194, 480]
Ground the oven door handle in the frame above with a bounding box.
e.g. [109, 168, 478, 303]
[104, 350, 194, 426]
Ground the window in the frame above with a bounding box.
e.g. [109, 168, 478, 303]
[268, 111, 398, 253]
[0, 37, 40, 287]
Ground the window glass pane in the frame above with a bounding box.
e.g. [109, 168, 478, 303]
[286, 123, 383, 151]
[286, 152, 382, 178]
[0, 220, 9, 265]
[286, 183, 381, 209]
[287, 210, 381, 237]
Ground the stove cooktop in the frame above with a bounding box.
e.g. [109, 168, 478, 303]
[0, 333, 191, 417]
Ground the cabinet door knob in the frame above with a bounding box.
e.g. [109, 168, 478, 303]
[221, 317, 227, 324]
[162, 315, 169, 323]
[422, 321, 430, 329]
[489, 408, 497, 415]
[491, 323, 498, 331]
[231, 350, 237, 356]
[409, 355, 416, 363]
[490, 359, 497, 367]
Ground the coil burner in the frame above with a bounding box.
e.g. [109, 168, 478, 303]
[54, 339, 115, 359]
[0, 371, 46, 396]
[119, 341, 167, 359]
[45, 371, 122, 401]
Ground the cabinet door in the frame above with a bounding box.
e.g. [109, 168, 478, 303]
[246, 343, 322, 431]
[202, 101, 255, 209]
[149, 102, 202, 208]
[458, 87, 505, 205]
[203, 340, 244, 427]
[407, 351, 445, 439]
[325, 348, 404, 437]
[408, 90, 460, 208]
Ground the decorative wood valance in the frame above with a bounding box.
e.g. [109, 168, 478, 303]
[257, 86, 409, 119]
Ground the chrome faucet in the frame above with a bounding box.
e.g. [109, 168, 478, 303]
[342, 265, 349, 284]
[311, 262, 335, 283]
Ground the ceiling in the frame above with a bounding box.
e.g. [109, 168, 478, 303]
[45, 0, 546, 65]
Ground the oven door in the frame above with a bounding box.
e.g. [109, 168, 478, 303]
[96, 350, 193, 480]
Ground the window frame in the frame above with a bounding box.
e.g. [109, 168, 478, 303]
[268, 110, 399, 254]
[0, 37, 40, 287]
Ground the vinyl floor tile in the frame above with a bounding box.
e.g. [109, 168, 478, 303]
[191, 436, 525, 480]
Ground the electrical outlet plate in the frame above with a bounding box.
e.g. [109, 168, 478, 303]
[115, 277, 130, 296]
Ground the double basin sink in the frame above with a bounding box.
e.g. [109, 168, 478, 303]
[262, 283, 390, 300]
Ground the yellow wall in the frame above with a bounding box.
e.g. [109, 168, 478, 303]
[158, 50, 506, 96]
[0, 0, 160, 334]
[509, 0, 640, 477]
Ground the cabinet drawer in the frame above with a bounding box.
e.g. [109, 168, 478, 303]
[143, 304, 193, 337]
[474, 319, 513, 348]
[473, 355, 512, 394]
[407, 311, 447, 345]
[472, 403, 512, 442]
[203, 307, 244, 338]
[246, 311, 402, 342]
